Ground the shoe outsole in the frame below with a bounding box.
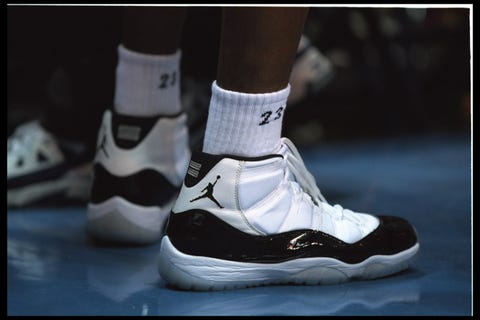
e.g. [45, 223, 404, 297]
[158, 236, 419, 291]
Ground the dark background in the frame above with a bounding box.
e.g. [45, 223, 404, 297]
[7, 6, 471, 148]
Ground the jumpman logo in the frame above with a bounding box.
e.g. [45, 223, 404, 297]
[190, 175, 224, 208]
[97, 134, 109, 158]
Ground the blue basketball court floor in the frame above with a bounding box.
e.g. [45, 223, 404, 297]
[7, 133, 473, 316]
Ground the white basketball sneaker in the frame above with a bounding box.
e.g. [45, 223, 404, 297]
[158, 137, 419, 290]
[8, 120, 92, 207]
[86, 109, 190, 245]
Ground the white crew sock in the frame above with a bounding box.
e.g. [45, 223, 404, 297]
[203, 81, 291, 157]
[114, 44, 182, 117]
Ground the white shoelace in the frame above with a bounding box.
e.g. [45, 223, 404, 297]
[282, 137, 326, 204]
[282, 137, 352, 222]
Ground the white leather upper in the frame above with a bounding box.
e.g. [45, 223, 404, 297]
[173, 140, 380, 244]
[94, 110, 190, 187]
[7, 121, 65, 178]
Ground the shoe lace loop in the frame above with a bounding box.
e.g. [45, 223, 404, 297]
[282, 137, 348, 221]
[282, 137, 327, 205]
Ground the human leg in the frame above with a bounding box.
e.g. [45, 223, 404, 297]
[86, 7, 190, 245]
[158, 6, 419, 290]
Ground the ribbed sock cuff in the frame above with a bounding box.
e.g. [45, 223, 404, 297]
[203, 81, 290, 157]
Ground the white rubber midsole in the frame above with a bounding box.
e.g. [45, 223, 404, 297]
[159, 236, 419, 289]
[87, 196, 174, 233]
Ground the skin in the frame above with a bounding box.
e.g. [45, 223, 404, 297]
[122, 6, 309, 93]
[122, 7, 187, 55]
[217, 7, 309, 93]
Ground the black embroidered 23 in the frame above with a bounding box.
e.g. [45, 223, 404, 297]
[259, 106, 284, 126]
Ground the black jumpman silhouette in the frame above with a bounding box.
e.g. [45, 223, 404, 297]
[190, 175, 224, 208]
[97, 134, 109, 158]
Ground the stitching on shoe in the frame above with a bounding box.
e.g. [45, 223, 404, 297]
[237, 161, 266, 236]
[234, 161, 242, 212]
